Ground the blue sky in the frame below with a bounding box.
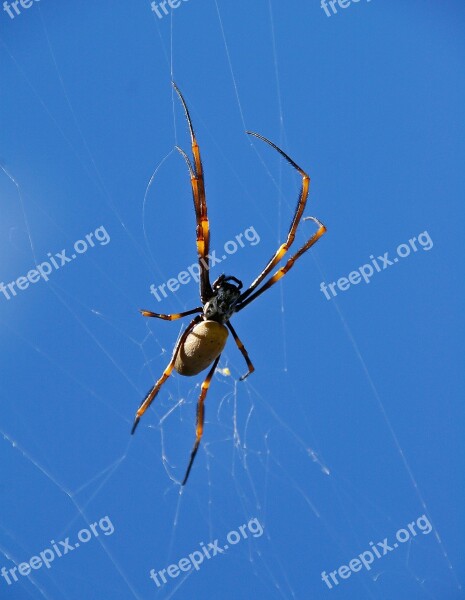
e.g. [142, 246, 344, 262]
[0, 1, 464, 599]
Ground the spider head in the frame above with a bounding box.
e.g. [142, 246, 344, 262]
[204, 275, 243, 323]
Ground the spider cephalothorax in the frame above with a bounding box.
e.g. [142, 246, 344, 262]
[204, 275, 243, 323]
[132, 82, 327, 485]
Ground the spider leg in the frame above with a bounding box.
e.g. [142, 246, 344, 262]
[173, 82, 213, 303]
[140, 307, 202, 321]
[131, 315, 202, 434]
[237, 217, 327, 311]
[240, 131, 311, 304]
[182, 355, 221, 485]
[226, 322, 255, 381]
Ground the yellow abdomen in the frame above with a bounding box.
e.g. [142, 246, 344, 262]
[174, 320, 228, 376]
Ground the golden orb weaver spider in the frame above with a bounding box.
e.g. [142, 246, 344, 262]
[131, 82, 327, 485]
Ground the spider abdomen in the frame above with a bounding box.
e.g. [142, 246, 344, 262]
[174, 320, 228, 377]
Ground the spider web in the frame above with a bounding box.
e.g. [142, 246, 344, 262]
[0, 2, 463, 599]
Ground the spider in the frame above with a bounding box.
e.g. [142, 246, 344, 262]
[131, 82, 327, 485]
